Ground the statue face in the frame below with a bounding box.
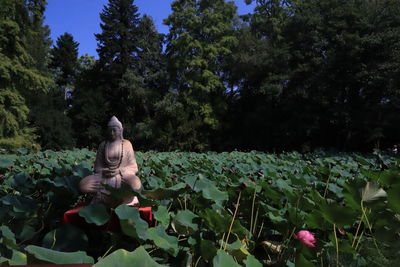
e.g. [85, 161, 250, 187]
[108, 126, 122, 141]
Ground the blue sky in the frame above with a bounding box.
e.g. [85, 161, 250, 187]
[45, 0, 256, 57]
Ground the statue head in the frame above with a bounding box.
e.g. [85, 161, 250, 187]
[107, 116, 123, 141]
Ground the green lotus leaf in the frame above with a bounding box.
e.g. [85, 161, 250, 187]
[42, 225, 88, 252]
[72, 164, 92, 178]
[387, 184, 400, 213]
[10, 250, 27, 265]
[187, 174, 216, 192]
[199, 208, 230, 233]
[202, 185, 228, 206]
[0, 195, 37, 213]
[0, 225, 17, 249]
[0, 157, 13, 169]
[94, 246, 163, 267]
[305, 210, 328, 229]
[174, 210, 199, 231]
[295, 253, 315, 267]
[274, 179, 293, 193]
[104, 183, 156, 206]
[200, 239, 217, 260]
[115, 204, 149, 241]
[16, 148, 28, 155]
[146, 226, 179, 257]
[9, 173, 33, 190]
[379, 170, 400, 186]
[142, 183, 187, 200]
[212, 250, 241, 267]
[17, 225, 35, 242]
[154, 205, 170, 227]
[244, 255, 263, 267]
[25, 245, 94, 264]
[343, 180, 363, 211]
[260, 182, 281, 201]
[319, 202, 358, 227]
[78, 203, 110, 226]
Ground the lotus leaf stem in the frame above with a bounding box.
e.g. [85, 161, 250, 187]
[333, 224, 339, 267]
[250, 188, 256, 236]
[224, 191, 241, 251]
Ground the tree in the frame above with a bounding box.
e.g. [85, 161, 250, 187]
[164, 0, 237, 150]
[75, 0, 169, 149]
[232, 0, 400, 152]
[119, 15, 168, 149]
[50, 32, 79, 91]
[95, 0, 140, 81]
[29, 32, 80, 150]
[69, 60, 109, 148]
[0, 0, 53, 150]
[94, 0, 142, 131]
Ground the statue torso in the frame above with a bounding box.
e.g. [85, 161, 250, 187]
[104, 140, 123, 168]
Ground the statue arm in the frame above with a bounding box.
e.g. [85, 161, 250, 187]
[120, 140, 138, 177]
[79, 142, 104, 194]
[120, 140, 142, 190]
[94, 142, 105, 174]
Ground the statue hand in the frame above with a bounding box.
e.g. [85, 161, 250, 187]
[79, 176, 102, 193]
[124, 196, 139, 207]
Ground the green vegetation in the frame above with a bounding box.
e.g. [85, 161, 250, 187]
[0, 149, 399, 265]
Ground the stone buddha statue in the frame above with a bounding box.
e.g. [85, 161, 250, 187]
[79, 116, 141, 207]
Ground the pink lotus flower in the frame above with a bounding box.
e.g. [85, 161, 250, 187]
[293, 230, 316, 247]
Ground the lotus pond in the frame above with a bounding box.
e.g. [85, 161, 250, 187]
[0, 149, 399, 266]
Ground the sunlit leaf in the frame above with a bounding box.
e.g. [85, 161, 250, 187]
[94, 246, 163, 267]
[10, 250, 27, 265]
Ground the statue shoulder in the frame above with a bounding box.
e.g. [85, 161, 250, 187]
[122, 139, 134, 149]
[97, 141, 106, 151]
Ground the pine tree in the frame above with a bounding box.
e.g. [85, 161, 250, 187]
[94, 0, 142, 126]
[69, 62, 109, 148]
[164, 0, 237, 150]
[29, 33, 80, 150]
[87, 0, 167, 149]
[95, 0, 140, 77]
[231, 0, 400, 151]
[50, 32, 79, 90]
[119, 15, 168, 148]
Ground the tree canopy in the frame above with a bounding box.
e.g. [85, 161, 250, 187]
[1, 0, 400, 152]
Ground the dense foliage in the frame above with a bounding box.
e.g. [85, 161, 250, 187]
[0, 149, 399, 265]
[1, 0, 400, 152]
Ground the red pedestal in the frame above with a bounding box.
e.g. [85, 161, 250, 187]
[63, 203, 153, 232]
